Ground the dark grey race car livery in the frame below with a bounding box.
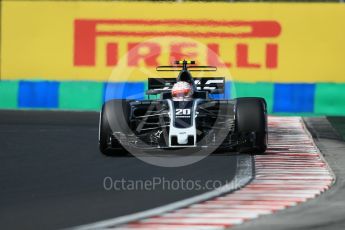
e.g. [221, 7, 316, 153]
[99, 60, 267, 156]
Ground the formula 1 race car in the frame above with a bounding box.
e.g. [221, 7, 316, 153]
[99, 60, 267, 156]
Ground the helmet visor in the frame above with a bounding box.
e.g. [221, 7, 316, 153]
[172, 88, 191, 98]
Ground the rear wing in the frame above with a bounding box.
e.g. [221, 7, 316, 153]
[146, 77, 225, 95]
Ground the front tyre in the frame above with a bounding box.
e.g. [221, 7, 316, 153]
[235, 97, 268, 154]
[99, 99, 131, 156]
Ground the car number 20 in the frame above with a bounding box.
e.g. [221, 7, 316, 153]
[176, 109, 191, 115]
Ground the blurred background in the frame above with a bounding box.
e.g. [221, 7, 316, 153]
[0, 0, 344, 115]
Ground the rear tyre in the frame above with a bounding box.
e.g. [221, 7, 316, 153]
[235, 97, 267, 154]
[99, 99, 131, 156]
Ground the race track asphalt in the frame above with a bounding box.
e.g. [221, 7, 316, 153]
[0, 110, 244, 230]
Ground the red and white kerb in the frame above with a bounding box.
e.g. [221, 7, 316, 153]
[115, 117, 334, 230]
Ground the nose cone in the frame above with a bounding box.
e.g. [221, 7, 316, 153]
[177, 132, 188, 144]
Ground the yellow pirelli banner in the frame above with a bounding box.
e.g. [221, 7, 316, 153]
[1, 1, 345, 82]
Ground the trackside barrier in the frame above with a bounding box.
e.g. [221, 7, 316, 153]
[0, 80, 344, 115]
[0, 2, 345, 114]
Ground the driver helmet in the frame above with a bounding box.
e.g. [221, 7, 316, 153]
[171, 81, 193, 101]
